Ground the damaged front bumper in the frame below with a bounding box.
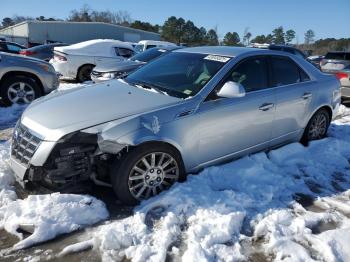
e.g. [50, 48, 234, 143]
[9, 123, 118, 192]
[9, 157, 28, 187]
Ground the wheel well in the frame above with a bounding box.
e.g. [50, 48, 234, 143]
[128, 141, 184, 167]
[135, 141, 182, 157]
[76, 64, 95, 78]
[0, 71, 44, 95]
[317, 105, 333, 120]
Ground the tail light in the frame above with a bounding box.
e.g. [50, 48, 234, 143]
[336, 72, 348, 80]
[19, 50, 36, 56]
[54, 54, 67, 61]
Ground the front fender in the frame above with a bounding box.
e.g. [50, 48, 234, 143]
[95, 114, 183, 156]
[86, 112, 199, 172]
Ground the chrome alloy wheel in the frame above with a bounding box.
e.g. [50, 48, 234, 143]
[128, 152, 179, 200]
[7, 82, 36, 104]
[308, 113, 328, 140]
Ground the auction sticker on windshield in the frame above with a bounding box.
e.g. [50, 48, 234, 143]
[204, 55, 230, 63]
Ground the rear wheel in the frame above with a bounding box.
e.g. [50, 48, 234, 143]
[301, 108, 330, 144]
[77, 65, 94, 83]
[111, 143, 185, 205]
[0, 76, 41, 106]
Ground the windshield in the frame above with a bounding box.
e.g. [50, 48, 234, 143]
[125, 52, 230, 98]
[130, 48, 164, 62]
[134, 44, 144, 53]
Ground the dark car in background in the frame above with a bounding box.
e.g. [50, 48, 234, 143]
[321, 52, 350, 72]
[268, 44, 307, 59]
[19, 43, 67, 61]
[0, 41, 26, 54]
[91, 46, 180, 82]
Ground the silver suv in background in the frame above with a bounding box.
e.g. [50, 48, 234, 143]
[334, 67, 350, 100]
[0, 52, 59, 106]
[9, 47, 340, 205]
[321, 52, 350, 72]
[321, 52, 350, 100]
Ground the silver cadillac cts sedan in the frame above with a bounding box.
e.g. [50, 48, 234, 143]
[10, 46, 340, 205]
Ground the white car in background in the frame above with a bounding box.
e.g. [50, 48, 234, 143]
[50, 39, 135, 82]
[134, 40, 177, 53]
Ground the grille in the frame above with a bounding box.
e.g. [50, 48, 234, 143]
[11, 123, 42, 166]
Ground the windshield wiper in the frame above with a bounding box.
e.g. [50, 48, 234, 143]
[133, 81, 168, 95]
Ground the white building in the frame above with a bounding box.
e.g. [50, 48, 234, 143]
[0, 20, 160, 47]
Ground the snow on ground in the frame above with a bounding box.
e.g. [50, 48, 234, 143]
[0, 193, 109, 251]
[0, 141, 17, 207]
[0, 104, 27, 130]
[0, 82, 108, 253]
[0, 81, 350, 261]
[74, 105, 350, 262]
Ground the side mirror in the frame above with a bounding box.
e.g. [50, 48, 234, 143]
[217, 81, 246, 98]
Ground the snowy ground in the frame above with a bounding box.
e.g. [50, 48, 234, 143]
[1, 82, 350, 261]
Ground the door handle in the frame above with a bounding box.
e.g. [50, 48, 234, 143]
[259, 103, 274, 111]
[301, 92, 312, 100]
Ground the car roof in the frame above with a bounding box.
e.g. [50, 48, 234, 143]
[157, 46, 182, 51]
[138, 40, 176, 45]
[27, 43, 66, 50]
[174, 46, 264, 57]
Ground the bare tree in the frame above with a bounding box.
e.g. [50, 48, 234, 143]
[304, 29, 315, 45]
[111, 10, 132, 26]
[242, 27, 252, 46]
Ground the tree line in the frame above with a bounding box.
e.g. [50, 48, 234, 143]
[1, 5, 349, 54]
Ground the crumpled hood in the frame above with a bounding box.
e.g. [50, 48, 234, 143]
[93, 60, 144, 73]
[21, 80, 181, 141]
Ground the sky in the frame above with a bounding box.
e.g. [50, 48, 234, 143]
[1, 0, 349, 41]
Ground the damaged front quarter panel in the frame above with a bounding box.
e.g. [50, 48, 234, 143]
[81, 113, 166, 155]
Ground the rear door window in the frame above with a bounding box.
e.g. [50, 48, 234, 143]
[228, 56, 269, 92]
[271, 56, 302, 86]
[299, 68, 310, 81]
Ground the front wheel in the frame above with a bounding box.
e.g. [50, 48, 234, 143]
[111, 143, 185, 205]
[0, 76, 41, 106]
[301, 108, 330, 144]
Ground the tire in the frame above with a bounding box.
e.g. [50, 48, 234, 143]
[301, 108, 330, 144]
[0, 76, 41, 107]
[77, 65, 94, 83]
[111, 143, 186, 205]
